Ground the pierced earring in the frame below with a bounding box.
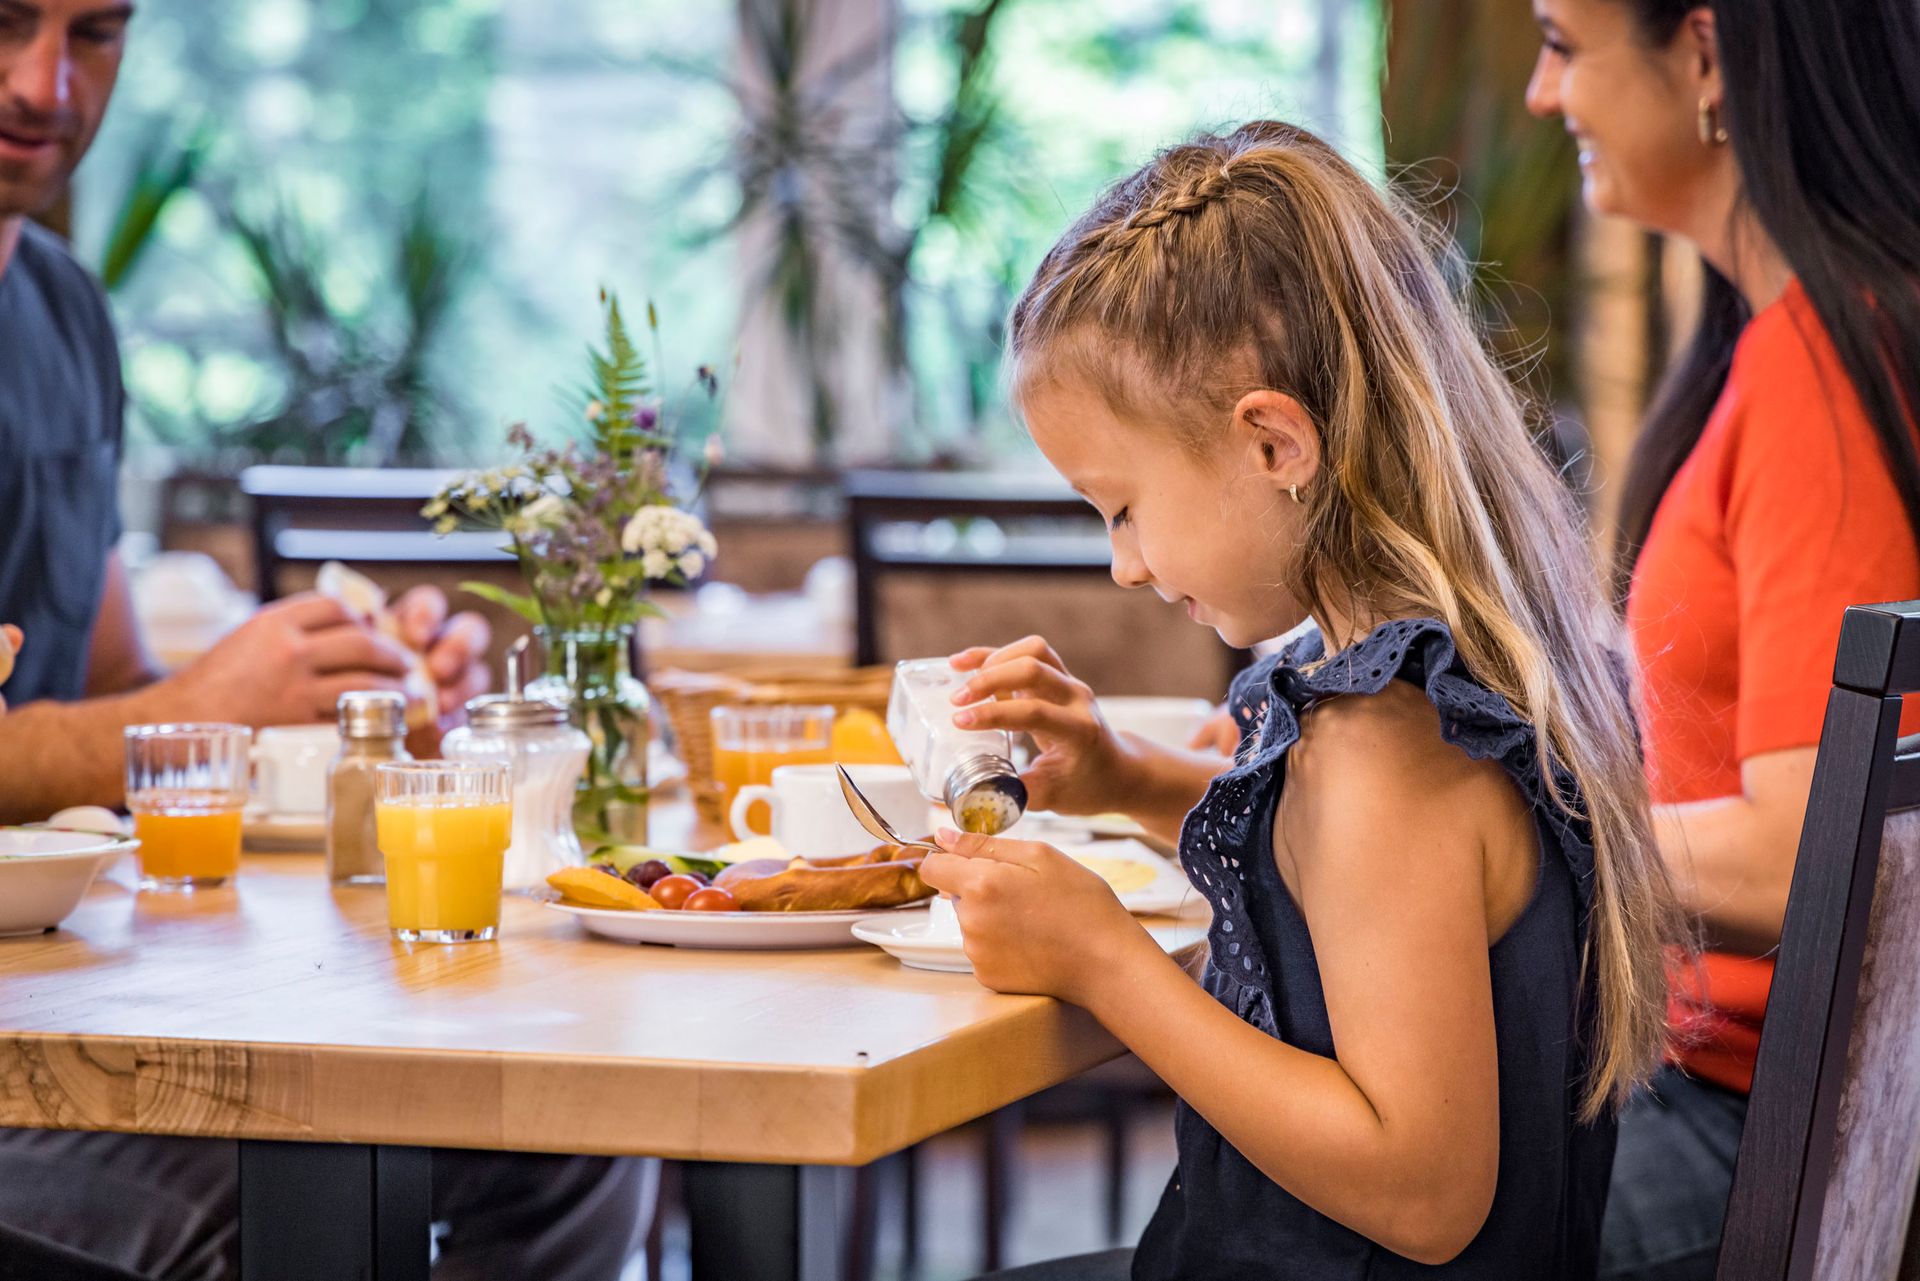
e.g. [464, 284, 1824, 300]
[1697, 98, 1729, 146]
[1288, 483, 1303, 505]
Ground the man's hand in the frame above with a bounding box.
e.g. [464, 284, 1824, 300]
[0, 625, 20, 714]
[391, 586, 492, 719]
[171, 594, 413, 725]
[1187, 705, 1240, 756]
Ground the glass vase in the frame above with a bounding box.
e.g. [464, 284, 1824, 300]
[527, 625, 650, 845]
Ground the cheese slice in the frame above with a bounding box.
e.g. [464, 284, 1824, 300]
[1068, 853, 1158, 895]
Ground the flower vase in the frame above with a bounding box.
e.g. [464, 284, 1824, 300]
[527, 625, 650, 844]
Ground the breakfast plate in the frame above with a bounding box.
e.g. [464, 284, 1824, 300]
[1058, 839, 1198, 916]
[545, 900, 911, 949]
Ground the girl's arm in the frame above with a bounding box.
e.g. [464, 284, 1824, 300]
[1654, 745, 1816, 955]
[925, 685, 1520, 1265]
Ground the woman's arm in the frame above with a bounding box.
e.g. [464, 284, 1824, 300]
[925, 686, 1515, 1264]
[1655, 745, 1816, 956]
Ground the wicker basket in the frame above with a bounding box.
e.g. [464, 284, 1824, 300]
[650, 664, 895, 826]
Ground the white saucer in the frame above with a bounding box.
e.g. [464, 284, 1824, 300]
[243, 810, 326, 851]
[851, 911, 972, 972]
[852, 910, 1210, 975]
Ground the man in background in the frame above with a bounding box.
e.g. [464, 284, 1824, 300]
[0, 2, 650, 1275]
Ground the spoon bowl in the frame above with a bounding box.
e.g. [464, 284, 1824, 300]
[836, 765, 939, 854]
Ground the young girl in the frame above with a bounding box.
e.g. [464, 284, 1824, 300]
[918, 120, 1685, 1279]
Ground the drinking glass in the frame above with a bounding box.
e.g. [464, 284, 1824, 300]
[709, 704, 834, 835]
[125, 723, 252, 891]
[374, 761, 512, 943]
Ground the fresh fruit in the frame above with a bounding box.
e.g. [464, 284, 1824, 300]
[683, 887, 738, 912]
[624, 859, 673, 890]
[832, 708, 903, 765]
[649, 874, 701, 910]
[547, 866, 660, 910]
[686, 870, 712, 887]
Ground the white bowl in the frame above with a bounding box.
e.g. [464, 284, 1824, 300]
[0, 828, 137, 937]
[1097, 696, 1217, 751]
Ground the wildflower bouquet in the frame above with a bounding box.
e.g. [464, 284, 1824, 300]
[426, 291, 720, 841]
[426, 291, 718, 633]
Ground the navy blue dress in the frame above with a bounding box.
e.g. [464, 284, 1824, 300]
[1132, 618, 1615, 1280]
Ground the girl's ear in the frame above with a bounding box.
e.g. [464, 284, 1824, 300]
[1231, 389, 1320, 493]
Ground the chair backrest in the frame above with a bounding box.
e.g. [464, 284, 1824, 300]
[240, 464, 493, 601]
[1717, 599, 1920, 1281]
[844, 469, 1244, 697]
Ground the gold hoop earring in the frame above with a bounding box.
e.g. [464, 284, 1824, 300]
[1288, 483, 1303, 505]
[1698, 98, 1729, 146]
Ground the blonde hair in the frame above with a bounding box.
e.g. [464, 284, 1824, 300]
[1009, 121, 1686, 1120]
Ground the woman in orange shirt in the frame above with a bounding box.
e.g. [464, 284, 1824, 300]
[1526, 0, 1920, 1277]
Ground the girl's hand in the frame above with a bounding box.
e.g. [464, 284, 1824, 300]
[919, 827, 1153, 1006]
[949, 636, 1131, 815]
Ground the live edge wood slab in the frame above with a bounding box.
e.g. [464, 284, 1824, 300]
[0, 810, 1203, 1168]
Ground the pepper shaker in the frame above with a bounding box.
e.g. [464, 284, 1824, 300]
[326, 690, 412, 884]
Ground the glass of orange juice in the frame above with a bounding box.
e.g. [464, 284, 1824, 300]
[710, 704, 834, 834]
[374, 761, 512, 943]
[125, 723, 252, 891]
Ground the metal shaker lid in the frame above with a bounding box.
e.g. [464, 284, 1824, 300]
[463, 635, 570, 731]
[337, 690, 409, 740]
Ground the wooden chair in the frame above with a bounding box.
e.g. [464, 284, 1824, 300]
[238, 465, 492, 603]
[845, 469, 1241, 698]
[1716, 599, 1920, 1280]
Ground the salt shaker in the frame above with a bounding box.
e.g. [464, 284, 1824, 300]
[886, 657, 1027, 834]
[441, 639, 592, 890]
[327, 690, 412, 884]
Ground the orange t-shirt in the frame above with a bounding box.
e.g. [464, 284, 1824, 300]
[1627, 278, 1920, 1094]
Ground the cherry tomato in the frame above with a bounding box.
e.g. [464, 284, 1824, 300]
[683, 887, 738, 912]
[649, 874, 701, 910]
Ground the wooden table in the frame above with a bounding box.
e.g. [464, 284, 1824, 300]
[0, 808, 1201, 1280]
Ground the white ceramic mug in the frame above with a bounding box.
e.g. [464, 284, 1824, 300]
[1096, 697, 1218, 751]
[729, 763, 924, 858]
[250, 725, 341, 817]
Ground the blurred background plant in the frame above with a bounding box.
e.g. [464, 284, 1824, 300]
[72, 0, 1383, 474]
[1381, 0, 1584, 433]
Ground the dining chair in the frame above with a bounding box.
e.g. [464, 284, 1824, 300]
[1715, 599, 1920, 1280]
[0, 1224, 143, 1281]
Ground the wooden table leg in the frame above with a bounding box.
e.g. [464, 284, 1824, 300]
[684, 1161, 849, 1281]
[238, 1140, 431, 1281]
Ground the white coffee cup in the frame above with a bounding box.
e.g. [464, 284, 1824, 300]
[1097, 697, 1218, 751]
[729, 763, 924, 858]
[250, 725, 341, 817]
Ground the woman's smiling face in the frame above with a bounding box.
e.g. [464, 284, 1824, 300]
[1018, 376, 1315, 651]
[1524, 0, 1724, 236]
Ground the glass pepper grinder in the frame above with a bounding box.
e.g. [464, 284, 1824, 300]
[442, 637, 593, 890]
[886, 657, 1028, 835]
[327, 690, 412, 885]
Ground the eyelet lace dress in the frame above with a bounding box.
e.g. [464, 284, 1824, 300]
[1131, 618, 1616, 1280]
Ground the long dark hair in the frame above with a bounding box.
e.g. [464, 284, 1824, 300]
[1610, 0, 1920, 591]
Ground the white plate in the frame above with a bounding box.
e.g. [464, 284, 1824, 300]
[0, 828, 140, 937]
[1058, 839, 1198, 916]
[545, 900, 918, 949]
[852, 910, 1207, 974]
[1013, 810, 1150, 841]
[244, 810, 326, 851]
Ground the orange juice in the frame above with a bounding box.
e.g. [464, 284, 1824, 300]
[376, 801, 511, 940]
[714, 742, 833, 833]
[131, 796, 244, 887]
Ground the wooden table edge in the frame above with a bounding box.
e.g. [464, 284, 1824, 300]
[0, 998, 1136, 1166]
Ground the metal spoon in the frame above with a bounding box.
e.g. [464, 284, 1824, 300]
[836, 764, 940, 854]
